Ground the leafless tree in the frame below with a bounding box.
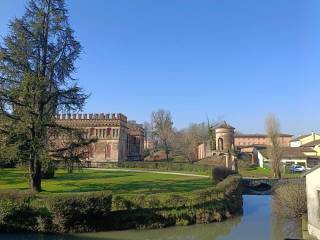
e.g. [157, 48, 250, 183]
[265, 114, 283, 179]
[172, 123, 208, 161]
[273, 180, 307, 218]
[151, 109, 174, 161]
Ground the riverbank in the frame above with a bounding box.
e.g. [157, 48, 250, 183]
[0, 195, 304, 240]
[0, 169, 242, 233]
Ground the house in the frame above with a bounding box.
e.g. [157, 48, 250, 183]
[256, 147, 320, 168]
[290, 132, 320, 148]
[301, 139, 320, 156]
[305, 166, 320, 239]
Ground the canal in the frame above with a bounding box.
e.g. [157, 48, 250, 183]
[0, 195, 302, 240]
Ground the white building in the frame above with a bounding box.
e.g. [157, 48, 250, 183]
[255, 147, 317, 169]
[305, 166, 320, 239]
[290, 132, 320, 148]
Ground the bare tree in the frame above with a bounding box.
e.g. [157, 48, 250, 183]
[265, 114, 282, 179]
[273, 181, 307, 218]
[172, 122, 207, 162]
[50, 128, 96, 173]
[151, 109, 174, 161]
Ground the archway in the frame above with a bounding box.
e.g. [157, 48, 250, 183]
[218, 138, 224, 151]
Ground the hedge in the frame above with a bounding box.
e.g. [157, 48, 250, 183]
[119, 161, 212, 174]
[109, 175, 242, 230]
[0, 191, 38, 232]
[0, 175, 242, 233]
[47, 191, 112, 232]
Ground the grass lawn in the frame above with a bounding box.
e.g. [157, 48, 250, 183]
[239, 166, 301, 179]
[0, 168, 212, 196]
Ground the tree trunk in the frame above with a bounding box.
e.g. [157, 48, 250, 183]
[29, 157, 42, 192]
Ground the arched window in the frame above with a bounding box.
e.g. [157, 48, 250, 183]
[89, 144, 96, 158]
[105, 144, 111, 159]
[218, 138, 224, 151]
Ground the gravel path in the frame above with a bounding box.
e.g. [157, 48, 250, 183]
[87, 168, 210, 178]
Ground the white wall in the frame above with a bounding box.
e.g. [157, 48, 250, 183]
[306, 168, 320, 239]
[290, 141, 301, 148]
[257, 151, 265, 168]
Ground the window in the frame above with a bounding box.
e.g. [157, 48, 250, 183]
[107, 128, 111, 136]
[89, 144, 95, 158]
[105, 144, 111, 159]
[103, 129, 106, 138]
[113, 129, 116, 138]
[90, 128, 95, 136]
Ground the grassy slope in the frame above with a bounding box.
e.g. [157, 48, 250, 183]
[239, 166, 301, 178]
[0, 168, 211, 196]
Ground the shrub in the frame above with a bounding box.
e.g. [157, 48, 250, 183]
[47, 191, 112, 232]
[212, 167, 236, 183]
[0, 160, 16, 168]
[165, 194, 188, 208]
[119, 161, 212, 174]
[0, 191, 38, 232]
[273, 180, 307, 218]
[112, 195, 134, 211]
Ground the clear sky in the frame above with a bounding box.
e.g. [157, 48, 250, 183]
[0, 0, 320, 135]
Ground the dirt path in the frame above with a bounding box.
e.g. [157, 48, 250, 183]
[87, 168, 210, 178]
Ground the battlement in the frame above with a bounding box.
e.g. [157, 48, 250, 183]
[55, 113, 127, 122]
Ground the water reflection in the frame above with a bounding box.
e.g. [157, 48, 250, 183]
[0, 196, 302, 240]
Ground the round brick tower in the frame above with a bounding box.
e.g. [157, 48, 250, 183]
[215, 121, 235, 153]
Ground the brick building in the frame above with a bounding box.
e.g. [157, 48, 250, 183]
[235, 133, 293, 147]
[55, 113, 144, 163]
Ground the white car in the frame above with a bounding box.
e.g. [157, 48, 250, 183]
[289, 164, 305, 173]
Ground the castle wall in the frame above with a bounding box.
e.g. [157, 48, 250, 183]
[55, 113, 143, 163]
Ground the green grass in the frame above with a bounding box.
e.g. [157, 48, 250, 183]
[0, 168, 212, 196]
[239, 166, 301, 179]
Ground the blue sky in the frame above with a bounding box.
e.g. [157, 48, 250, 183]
[0, 0, 320, 135]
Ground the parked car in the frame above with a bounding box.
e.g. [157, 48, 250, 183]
[289, 164, 305, 173]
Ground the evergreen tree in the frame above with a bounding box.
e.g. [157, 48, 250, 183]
[0, 0, 87, 191]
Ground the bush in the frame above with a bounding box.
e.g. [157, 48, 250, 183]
[273, 180, 307, 218]
[0, 160, 16, 168]
[119, 161, 212, 174]
[212, 167, 236, 183]
[47, 191, 112, 232]
[0, 191, 38, 232]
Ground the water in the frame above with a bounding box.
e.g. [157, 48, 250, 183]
[0, 196, 302, 240]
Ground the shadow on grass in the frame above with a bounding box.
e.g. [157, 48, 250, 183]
[0, 169, 29, 185]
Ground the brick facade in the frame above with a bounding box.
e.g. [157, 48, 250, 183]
[55, 113, 144, 163]
[235, 134, 293, 147]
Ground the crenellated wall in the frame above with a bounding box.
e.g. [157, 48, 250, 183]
[55, 113, 127, 122]
[55, 112, 144, 163]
